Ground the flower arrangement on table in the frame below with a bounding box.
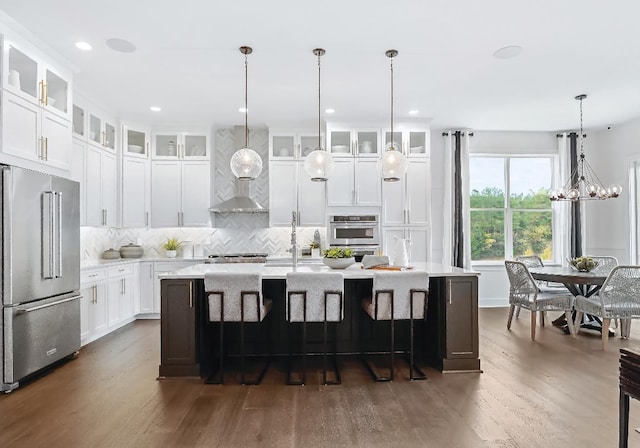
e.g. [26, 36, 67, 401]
[569, 256, 598, 272]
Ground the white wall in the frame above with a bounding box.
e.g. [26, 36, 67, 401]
[584, 118, 640, 263]
[430, 130, 559, 307]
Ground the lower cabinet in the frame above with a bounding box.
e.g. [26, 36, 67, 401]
[443, 276, 480, 371]
[80, 263, 137, 346]
[152, 261, 201, 315]
[138, 261, 155, 315]
[159, 279, 199, 377]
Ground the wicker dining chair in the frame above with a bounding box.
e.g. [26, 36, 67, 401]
[574, 266, 640, 350]
[505, 261, 576, 341]
[587, 255, 619, 273]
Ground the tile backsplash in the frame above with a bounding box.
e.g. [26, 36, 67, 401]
[81, 227, 326, 261]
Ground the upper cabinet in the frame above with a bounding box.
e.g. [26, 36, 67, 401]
[123, 123, 150, 159]
[326, 126, 381, 158]
[3, 39, 71, 120]
[269, 130, 321, 160]
[1, 35, 72, 173]
[72, 97, 117, 152]
[152, 131, 209, 160]
[383, 127, 429, 158]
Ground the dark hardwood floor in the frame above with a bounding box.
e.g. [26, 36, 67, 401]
[1, 308, 639, 447]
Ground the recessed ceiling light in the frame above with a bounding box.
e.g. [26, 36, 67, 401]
[238, 107, 248, 113]
[493, 45, 523, 60]
[325, 108, 335, 114]
[106, 38, 136, 53]
[408, 109, 419, 115]
[75, 41, 92, 51]
[150, 106, 161, 112]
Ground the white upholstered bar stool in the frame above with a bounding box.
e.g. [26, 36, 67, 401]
[286, 271, 344, 385]
[361, 271, 429, 382]
[205, 272, 272, 385]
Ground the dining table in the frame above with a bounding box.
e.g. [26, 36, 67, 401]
[529, 266, 612, 334]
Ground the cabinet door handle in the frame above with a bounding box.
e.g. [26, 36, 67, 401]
[44, 82, 49, 105]
[145, 212, 149, 227]
[88, 273, 99, 278]
[355, 191, 359, 204]
[44, 137, 48, 161]
[38, 137, 44, 159]
[448, 280, 452, 305]
[178, 211, 181, 226]
[39, 80, 46, 104]
[189, 281, 193, 308]
[92, 284, 97, 304]
[145, 142, 149, 156]
[149, 265, 153, 279]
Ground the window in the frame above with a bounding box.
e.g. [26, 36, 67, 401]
[469, 156, 553, 262]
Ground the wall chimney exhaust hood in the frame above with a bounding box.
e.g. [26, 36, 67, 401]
[209, 179, 267, 213]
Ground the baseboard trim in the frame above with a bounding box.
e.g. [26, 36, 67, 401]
[479, 298, 508, 308]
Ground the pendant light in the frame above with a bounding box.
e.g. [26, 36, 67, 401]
[549, 94, 622, 201]
[304, 48, 334, 181]
[230, 46, 263, 180]
[377, 49, 407, 182]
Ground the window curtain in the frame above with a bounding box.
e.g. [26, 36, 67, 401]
[554, 132, 582, 263]
[444, 131, 472, 268]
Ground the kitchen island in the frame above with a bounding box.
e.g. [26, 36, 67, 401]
[158, 262, 480, 378]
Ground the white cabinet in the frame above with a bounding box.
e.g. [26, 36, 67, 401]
[151, 161, 210, 227]
[0, 33, 72, 173]
[152, 131, 209, 160]
[80, 268, 109, 345]
[88, 108, 116, 152]
[383, 128, 429, 157]
[69, 138, 85, 226]
[269, 130, 319, 160]
[85, 145, 117, 227]
[382, 227, 430, 264]
[269, 161, 326, 227]
[123, 123, 150, 158]
[326, 126, 380, 157]
[122, 157, 149, 227]
[107, 265, 134, 326]
[382, 159, 430, 226]
[327, 158, 381, 206]
[138, 262, 155, 315]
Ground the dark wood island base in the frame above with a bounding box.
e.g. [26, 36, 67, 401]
[159, 273, 481, 379]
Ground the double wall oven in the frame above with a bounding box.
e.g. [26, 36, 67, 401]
[328, 215, 380, 261]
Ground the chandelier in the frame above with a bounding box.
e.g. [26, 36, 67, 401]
[230, 46, 263, 180]
[377, 49, 407, 182]
[549, 94, 622, 201]
[303, 48, 334, 181]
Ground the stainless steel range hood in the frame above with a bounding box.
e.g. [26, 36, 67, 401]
[209, 179, 267, 213]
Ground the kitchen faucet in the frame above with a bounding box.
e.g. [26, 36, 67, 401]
[289, 210, 298, 268]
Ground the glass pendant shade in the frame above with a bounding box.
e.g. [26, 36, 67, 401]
[377, 149, 407, 182]
[378, 49, 407, 182]
[304, 48, 333, 181]
[304, 148, 334, 182]
[230, 147, 263, 180]
[231, 46, 263, 181]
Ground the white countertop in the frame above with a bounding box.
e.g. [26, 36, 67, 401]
[81, 257, 208, 269]
[158, 262, 478, 280]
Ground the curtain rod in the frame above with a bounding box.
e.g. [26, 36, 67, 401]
[442, 131, 474, 137]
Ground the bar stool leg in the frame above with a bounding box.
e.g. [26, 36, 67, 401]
[407, 290, 427, 381]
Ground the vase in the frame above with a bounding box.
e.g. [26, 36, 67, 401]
[312, 248, 321, 258]
[166, 249, 177, 258]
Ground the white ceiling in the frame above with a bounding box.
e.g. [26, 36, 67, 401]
[2, 0, 640, 131]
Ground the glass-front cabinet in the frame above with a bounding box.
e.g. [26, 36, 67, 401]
[4, 39, 70, 120]
[326, 126, 380, 157]
[88, 111, 116, 151]
[123, 124, 150, 158]
[269, 130, 320, 160]
[152, 131, 209, 160]
[383, 128, 429, 157]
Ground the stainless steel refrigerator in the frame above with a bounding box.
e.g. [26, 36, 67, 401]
[1, 165, 81, 392]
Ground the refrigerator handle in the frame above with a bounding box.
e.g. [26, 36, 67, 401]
[42, 191, 55, 279]
[56, 192, 63, 278]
